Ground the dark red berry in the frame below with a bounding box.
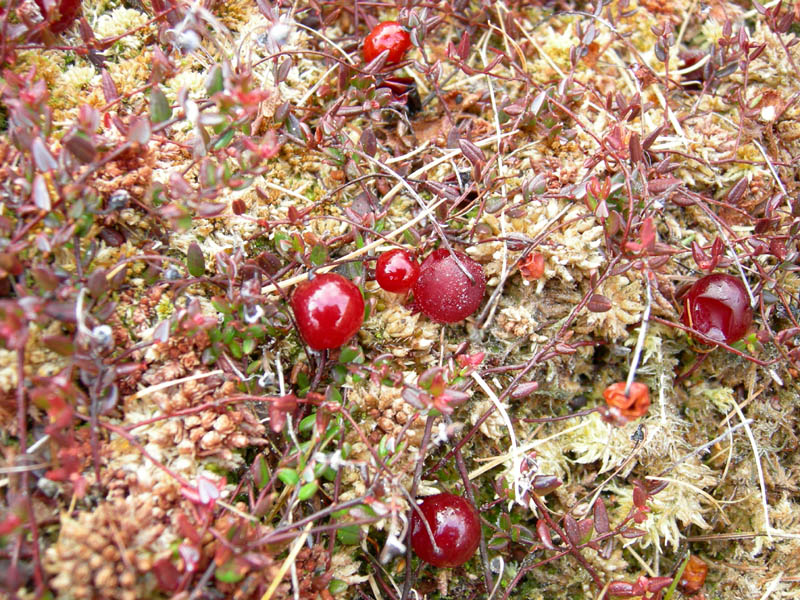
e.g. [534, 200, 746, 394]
[410, 493, 481, 568]
[363, 21, 411, 65]
[681, 273, 752, 344]
[35, 0, 81, 33]
[291, 273, 364, 350]
[412, 249, 486, 323]
[376, 248, 419, 293]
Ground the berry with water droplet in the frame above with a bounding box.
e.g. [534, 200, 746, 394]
[681, 273, 752, 344]
[291, 273, 364, 350]
[410, 493, 480, 568]
[412, 249, 486, 323]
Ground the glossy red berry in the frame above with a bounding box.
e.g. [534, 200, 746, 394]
[291, 273, 364, 351]
[35, 0, 81, 33]
[412, 249, 486, 323]
[363, 21, 411, 65]
[681, 273, 752, 344]
[376, 248, 419, 293]
[410, 493, 481, 568]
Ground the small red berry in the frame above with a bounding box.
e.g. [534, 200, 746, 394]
[290, 273, 364, 350]
[678, 555, 709, 594]
[410, 493, 480, 568]
[602, 381, 650, 423]
[363, 21, 411, 65]
[681, 273, 752, 344]
[35, 0, 81, 34]
[412, 249, 486, 323]
[376, 248, 419, 293]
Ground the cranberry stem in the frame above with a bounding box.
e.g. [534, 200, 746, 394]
[624, 270, 653, 396]
[454, 447, 493, 593]
[353, 148, 475, 283]
[530, 494, 603, 589]
[401, 415, 435, 600]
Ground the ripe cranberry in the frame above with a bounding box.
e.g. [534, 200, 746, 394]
[681, 273, 752, 344]
[35, 0, 82, 34]
[410, 493, 480, 568]
[290, 273, 364, 350]
[376, 248, 419, 293]
[412, 249, 486, 323]
[363, 21, 411, 65]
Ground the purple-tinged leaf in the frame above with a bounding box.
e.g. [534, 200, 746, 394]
[458, 138, 486, 167]
[510, 381, 539, 399]
[587, 294, 612, 313]
[32, 174, 51, 211]
[186, 242, 205, 277]
[153, 319, 170, 343]
[536, 519, 555, 549]
[620, 527, 646, 539]
[128, 116, 151, 144]
[593, 498, 610, 534]
[63, 132, 96, 163]
[32, 138, 57, 171]
[563, 514, 581, 545]
[360, 127, 377, 157]
[101, 69, 119, 104]
[150, 86, 172, 124]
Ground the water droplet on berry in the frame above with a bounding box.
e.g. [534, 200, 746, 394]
[412, 249, 486, 323]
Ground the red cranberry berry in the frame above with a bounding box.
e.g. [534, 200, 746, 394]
[363, 21, 411, 65]
[680, 273, 752, 344]
[290, 273, 364, 350]
[376, 248, 419, 293]
[35, 0, 81, 33]
[410, 493, 481, 568]
[412, 249, 486, 323]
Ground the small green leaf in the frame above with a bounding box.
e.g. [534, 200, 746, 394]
[298, 413, 316, 432]
[336, 524, 360, 545]
[205, 65, 224, 95]
[212, 128, 235, 151]
[298, 481, 318, 501]
[377, 435, 389, 458]
[187, 242, 205, 277]
[309, 244, 327, 266]
[329, 580, 348, 594]
[149, 86, 172, 123]
[177, 214, 192, 230]
[242, 337, 255, 355]
[331, 364, 347, 384]
[215, 561, 245, 583]
[277, 468, 299, 487]
[338, 346, 360, 364]
[254, 455, 269, 489]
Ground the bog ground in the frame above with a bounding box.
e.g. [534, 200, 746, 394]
[1, 0, 800, 598]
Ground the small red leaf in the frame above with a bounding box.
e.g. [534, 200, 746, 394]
[536, 519, 555, 550]
[563, 514, 581, 545]
[593, 498, 610, 534]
